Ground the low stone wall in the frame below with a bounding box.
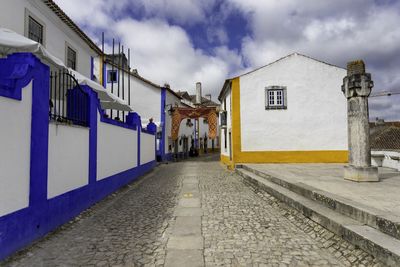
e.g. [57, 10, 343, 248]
[372, 150, 400, 171]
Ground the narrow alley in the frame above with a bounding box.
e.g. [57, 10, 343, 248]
[4, 155, 380, 267]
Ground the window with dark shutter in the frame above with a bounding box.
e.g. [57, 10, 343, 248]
[107, 70, 118, 83]
[28, 16, 43, 44]
[66, 47, 77, 70]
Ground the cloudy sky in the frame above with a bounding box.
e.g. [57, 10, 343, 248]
[54, 0, 400, 121]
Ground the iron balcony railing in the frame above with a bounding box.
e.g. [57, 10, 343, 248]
[49, 70, 89, 127]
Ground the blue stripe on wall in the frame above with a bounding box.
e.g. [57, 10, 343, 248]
[160, 88, 166, 161]
[0, 53, 157, 261]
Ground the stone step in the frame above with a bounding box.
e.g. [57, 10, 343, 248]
[236, 167, 400, 267]
[239, 164, 400, 242]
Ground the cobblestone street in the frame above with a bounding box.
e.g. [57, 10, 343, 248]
[3, 155, 381, 267]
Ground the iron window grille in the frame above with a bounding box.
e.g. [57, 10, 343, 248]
[49, 70, 89, 127]
[66, 47, 77, 70]
[28, 16, 43, 44]
[265, 86, 287, 110]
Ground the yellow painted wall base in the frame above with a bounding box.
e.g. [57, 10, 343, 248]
[220, 154, 234, 170]
[235, 150, 348, 163]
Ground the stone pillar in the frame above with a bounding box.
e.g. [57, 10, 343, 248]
[342, 60, 379, 182]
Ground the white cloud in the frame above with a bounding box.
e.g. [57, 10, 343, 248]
[54, 0, 243, 99]
[113, 18, 235, 95]
[132, 0, 216, 25]
[55, 0, 400, 119]
[228, 0, 400, 120]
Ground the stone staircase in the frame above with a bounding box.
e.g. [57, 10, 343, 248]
[236, 164, 400, 266]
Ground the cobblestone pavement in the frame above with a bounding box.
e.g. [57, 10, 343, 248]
[4, 165, 183, 267]
[3, 155, 382, 267]
[199, 160, 382, 267]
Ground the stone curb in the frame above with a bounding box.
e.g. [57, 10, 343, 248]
[240, 164, 400, 241]
[236, 167, 400, 267]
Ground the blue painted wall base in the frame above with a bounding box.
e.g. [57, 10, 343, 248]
[0, 161, 156, 261]
[0, 53, 157, 261]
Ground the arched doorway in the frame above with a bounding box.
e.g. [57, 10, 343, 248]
[171, 107, 218, 157]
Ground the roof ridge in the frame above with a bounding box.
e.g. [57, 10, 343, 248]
[234, 52, 346, 78]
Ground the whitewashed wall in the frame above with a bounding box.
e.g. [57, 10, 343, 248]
[220, 89, 232, 157]
[240, 54, 347, 152]
[0, 82, 32, 216]
[198, 118, 217, 149]
[165, 91, 182, 154]
[102, 63, 161, 123]
[47, 123, 89, 198]
[0, 0, 96, 77]
[177, 119, 194, 153]
[97, 113, 138, 180]
[140, 132, 155, 164]
[372, 151, 400, 171]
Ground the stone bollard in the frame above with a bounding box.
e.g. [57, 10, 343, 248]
[342, 60, 379, 182]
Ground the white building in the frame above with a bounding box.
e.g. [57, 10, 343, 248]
[219, 53, 348, 169]
[0, 0, 101, 77]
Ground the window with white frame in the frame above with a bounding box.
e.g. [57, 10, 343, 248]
[265, 86, 287, 110]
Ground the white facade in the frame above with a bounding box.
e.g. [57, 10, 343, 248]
[198, 116, 218, 150]
[220, 89, 232, 157]
[97, 112, 138, 180]
[101, 61, 161, 124]
[141, 132, 156, 164]
[0, 0, 97, 77]
[48, 123, 89, 198]
[0, 82, 32, 216]
[240, 54, 347, 152]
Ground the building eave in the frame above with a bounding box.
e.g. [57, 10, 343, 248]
[218, 79, 232, 102]
[42, 0, 103, 55]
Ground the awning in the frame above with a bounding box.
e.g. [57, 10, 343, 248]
[69, 69, 133, 112]
[0, 28, 133, 112]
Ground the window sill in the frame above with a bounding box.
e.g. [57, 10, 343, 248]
[265, 106, 287, 110]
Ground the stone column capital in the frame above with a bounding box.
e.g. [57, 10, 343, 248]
[342, 73, 374, 99]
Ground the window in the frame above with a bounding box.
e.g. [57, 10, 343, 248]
[224, 129, 227, 149]
[25, 9, 46, 46]
[220, 111, 227, 127]
[66, 47, 77, 70]
[265, 86, 287, 110]
[28, 16, 43, 44]
[107, 70, 118, 83]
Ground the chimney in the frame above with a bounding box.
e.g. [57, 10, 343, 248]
[196, 82, 202, 104]
[205, 94, 211, 101]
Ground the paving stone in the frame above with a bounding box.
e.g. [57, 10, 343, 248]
[182, 183, 199, 193]
[182, 177, 199, 184]
[174, 207, 204, 217]
[178, 197, 201, 208]
[172, 216, 202, 236]
[165, 249, 204, 267]
[167, 235, 203, 250]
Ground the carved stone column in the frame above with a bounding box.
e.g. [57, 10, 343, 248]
[342, 60, 379, 182]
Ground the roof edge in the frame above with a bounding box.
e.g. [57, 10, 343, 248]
[43, 0, 102, 55]
[237, 52, 346, 78]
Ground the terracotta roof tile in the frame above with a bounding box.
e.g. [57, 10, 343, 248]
[370, 125, 400, 150]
